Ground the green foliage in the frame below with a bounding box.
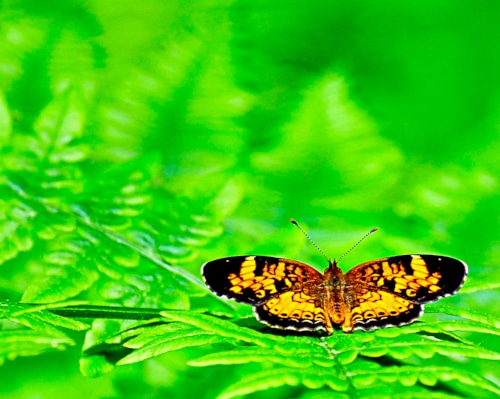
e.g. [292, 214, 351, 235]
[75, 308, 500, 398]
[0, 1, 499, 398]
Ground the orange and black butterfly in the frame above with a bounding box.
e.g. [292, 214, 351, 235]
[202, 226, 467, 334]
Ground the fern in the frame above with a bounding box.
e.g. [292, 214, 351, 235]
[44, 301, 496, 398]
[1, 83, 499, 396]
[167, 308, 500, 399]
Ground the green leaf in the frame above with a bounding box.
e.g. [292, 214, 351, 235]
[293, 391, 351, 399]
[21, 262, 99, 303]
[216, 367, 349, 399]
[348, 365, 500, 397]
[360, 334, 500, 361]
[426, 304, 500, 329]
[118, 332, 230, 365]
[25, 310, 90, 331]
[0, 93, 11, 143]
[160, 310, 287, 348]
[123, 323, 202, 349]
[33, 87, 86, 147]
[0, 329, 74, 365]
[79, 354, 116, 379]
[190, 347, 328, 368]
[460, 275, 500, 294]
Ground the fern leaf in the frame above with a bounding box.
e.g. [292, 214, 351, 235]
[92, 319, 168, 345]
[79, 354, 116, 378]
[0, 329, 74, 365]
[0, 93, 11, 143]
[118, 332, 231, 365]
[190, 347, 328, 368]
[124, 323, 206, 349]
[23, 310, 90, 331]
[359, 334, 500, 360]
[292, 391, 351, 399]
[32, 88, 87, 152]
[422, 319, 500, 337]
[161, 310, 288, 348]
[426, 304, 500, 329]
[0, 197, 36, 263]
[459, 276, 500, 294]
[0, 301, 88, 362]
[373, 319, 500, 338]
[21, 260, 99, 303]
[348, 365, 500, 396]
[6, 314, 70, 339]
[215, 367, 349, 399]
[357, 387, 465, 399]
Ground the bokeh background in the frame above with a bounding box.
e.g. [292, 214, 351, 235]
[0, 1, 499, 398]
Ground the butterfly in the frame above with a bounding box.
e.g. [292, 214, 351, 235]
[202, 252, 467, 334]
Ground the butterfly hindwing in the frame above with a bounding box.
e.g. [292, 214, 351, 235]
[349, 288, 423, 331]
[255, 290, 333, 333]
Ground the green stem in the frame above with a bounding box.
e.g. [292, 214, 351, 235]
[45, 305, 163, 320]
[9, 302, 164, 320]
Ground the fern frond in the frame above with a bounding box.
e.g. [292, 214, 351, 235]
[18, 309, 90, 331]
[292, 391, 351, 399]
[426, 304, 500, 329]
[0, 79, 234, 319]
[356, 333, 500, 360]
[215, 367, 349, 399]
[459, 275, 500, 294]
[356, 386, 466, 399]
[189, 347, 325, 368]
[0, 329, 74, 366]
[347, 364, 500, 395]
[118, 332, 231, 366]
[150, 308, 500, 398]
[161, 310, 289, 348]
[373, 317, 500, 338]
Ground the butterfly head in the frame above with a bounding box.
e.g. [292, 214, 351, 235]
[324, 258, 346, 289]
[326, 258, 342, 273]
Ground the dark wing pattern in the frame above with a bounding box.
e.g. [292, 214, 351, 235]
[345, 254, 467, 330]
[202, 255, 323, 305]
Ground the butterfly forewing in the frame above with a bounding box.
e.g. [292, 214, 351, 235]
[202, 255, 323, 305]
[346, 254, 468, 304]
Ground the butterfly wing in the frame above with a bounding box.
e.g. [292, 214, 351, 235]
[255, 290, 333, 333]
[347, 287, 424, 331]
[202, 255, 322, 304]
[346, 254, 468, 303]
[202, 255, 333, 333]
[345, 254, 467, 330]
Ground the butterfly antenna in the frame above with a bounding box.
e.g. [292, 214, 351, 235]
[290, 219, 330, 262]
[337, 227, 379, 264]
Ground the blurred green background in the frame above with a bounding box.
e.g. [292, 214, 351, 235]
[0, 1, 499, 398]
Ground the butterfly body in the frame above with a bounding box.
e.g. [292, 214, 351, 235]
[202, 254, 467, 335]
